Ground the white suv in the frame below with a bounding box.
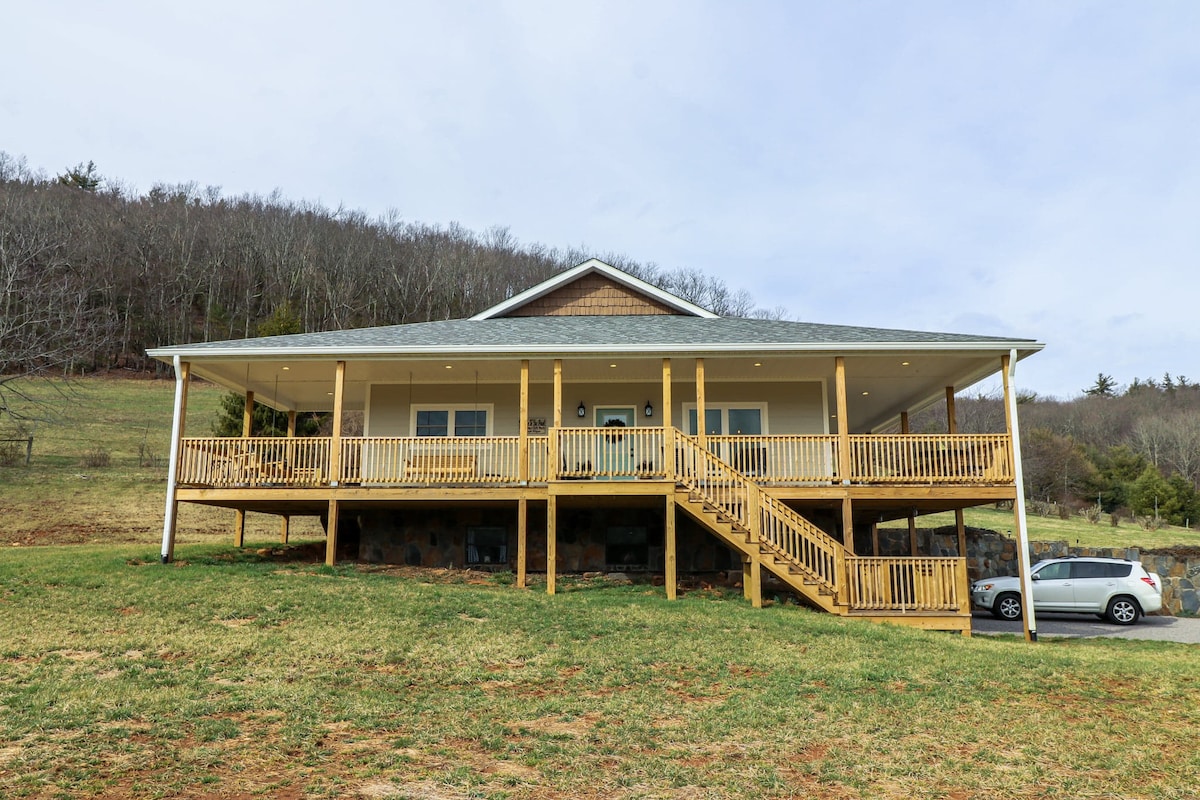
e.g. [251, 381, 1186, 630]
[972, 556, 1163, 625]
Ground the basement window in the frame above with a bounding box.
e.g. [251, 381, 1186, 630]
[606, 527, 648, 571]
[466, 527, 507, 566]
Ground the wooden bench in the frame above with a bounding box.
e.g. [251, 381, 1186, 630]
[407, 454, 477, 482]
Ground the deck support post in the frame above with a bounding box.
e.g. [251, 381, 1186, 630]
[742, 552, 762, 608]
[835, 357, 851, 485]
[546, 495, 557, 595]
[234, 509, 245, 548]
[841, 497, 855, 555]
[665, 491, 677, 600]
[160, 357, 190, 564]
[325, 499, 340, 566]
[517, 496, 528, 589]
[1003, 351, 1037, 642]
[280, 515, 290, 544]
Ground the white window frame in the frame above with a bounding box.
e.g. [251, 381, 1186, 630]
[680, 402, 769, 436]
[409, 404, 495, 437]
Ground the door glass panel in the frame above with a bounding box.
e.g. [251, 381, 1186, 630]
[686, 409, 723, 436]
[727, 409, 762, 435]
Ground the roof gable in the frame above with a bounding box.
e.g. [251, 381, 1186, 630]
[471, 259, 718, 320]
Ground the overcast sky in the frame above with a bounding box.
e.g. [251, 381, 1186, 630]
[4, 1, 1198, 399]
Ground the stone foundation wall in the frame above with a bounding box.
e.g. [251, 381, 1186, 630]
[353, 505, 740, 575]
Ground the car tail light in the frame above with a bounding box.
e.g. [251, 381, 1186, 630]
[1141, 576, 1159, 590]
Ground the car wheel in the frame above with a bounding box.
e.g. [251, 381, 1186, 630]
[993, 592, 1022, 621]
[1105, 596, 1140, 625]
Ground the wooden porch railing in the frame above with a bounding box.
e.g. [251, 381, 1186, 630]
[847, 433, 1011, 484]
[705, 434, 837, 482]
[177, 431, 1012, 488]
[555, 427, 667, 480]
[178, 437, 332, 487]
[844, 556, 968, 613]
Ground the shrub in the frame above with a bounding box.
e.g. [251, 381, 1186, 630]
[1079, 504, 1102, 524]
[0, 440, 21, 467]
[81, 447, 110, 468]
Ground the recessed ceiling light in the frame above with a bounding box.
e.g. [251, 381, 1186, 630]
[281, 366, 290, 371]
[327, 392, 334, 396]
[901, 361, 910, 367]
[445, 365, 453, 369]
[754, 362, 763, 367]
[862, 391, 870, 396]
[610, 363, 617, 368]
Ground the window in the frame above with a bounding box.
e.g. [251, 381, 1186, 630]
[411, 405, 493, 437]
[606, 526, 648, 570]
[466, 527, 508, 566]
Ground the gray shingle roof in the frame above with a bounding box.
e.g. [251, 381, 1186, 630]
[149, 315, 1038, 356]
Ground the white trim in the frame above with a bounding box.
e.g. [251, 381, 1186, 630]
[1007, 349, 1037, 640]
[148, 340, 1046, 360]
[409, 403, 495, 437]
[161, 356, 185, 563]
[469, 259, 719, 320]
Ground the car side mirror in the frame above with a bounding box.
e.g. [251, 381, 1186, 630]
[1030, 574, 1040, 581]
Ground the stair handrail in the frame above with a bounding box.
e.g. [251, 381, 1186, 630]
[671, 429, 841, 593]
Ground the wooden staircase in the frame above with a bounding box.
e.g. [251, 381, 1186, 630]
[671, 432, 845, 614]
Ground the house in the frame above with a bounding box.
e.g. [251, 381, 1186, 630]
[148, 259, 1043, 633]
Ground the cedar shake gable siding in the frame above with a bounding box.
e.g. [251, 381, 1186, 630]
[501, 273, 680, 317]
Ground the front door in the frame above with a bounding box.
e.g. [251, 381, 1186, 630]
[595, 407, 636, 479]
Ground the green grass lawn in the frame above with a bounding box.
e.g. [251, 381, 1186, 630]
[1, 543, 1198, 799]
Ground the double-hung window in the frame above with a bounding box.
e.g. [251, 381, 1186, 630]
[412, 406, 492, 437]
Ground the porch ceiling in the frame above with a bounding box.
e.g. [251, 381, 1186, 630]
[180, 348, 1025, 430]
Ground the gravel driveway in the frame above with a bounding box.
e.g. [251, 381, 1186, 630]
[971, 611, 1200, 643]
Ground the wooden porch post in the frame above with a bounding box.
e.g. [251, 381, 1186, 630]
[947, 386, 966, 556]
[517, 496, 528, 589]
[661, 358, 672, 429]
[281, 409, 296, 543]
[519, 360, 530, 482]
[834, 357, 851, 485]
[325, 499, 340, 566]
[901, 411, 918, 555]
[841, 497, 855, 555]
[745, 488, 762, 608]
[546, 495, 557, 595]
[662, 358, 673, 482]
[665, 492, 677, 600]
[233, 390, 253, 548]
[871, 522, 880, 555]
[329, 361, 345, 485]
[695, 358, 706, 448]
[242, 392, 254, 437]
[160, 357, 190, 564]
[550, 359, 562, 481]
[1003, 351, 1037, 641]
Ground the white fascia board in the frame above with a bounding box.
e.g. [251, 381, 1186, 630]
[149, 339, 1044, 361]
[470, 259, 718, 320]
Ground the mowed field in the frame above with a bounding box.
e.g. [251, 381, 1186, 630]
[2, 376, 1200, 799]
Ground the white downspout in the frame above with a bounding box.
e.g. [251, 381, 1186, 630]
[161, 355, 185, 564]
[1006, 349, 1037, 642]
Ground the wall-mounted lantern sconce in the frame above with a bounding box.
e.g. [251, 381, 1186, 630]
[644, 401, 654, 418]
[577, 402, 586, 418]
